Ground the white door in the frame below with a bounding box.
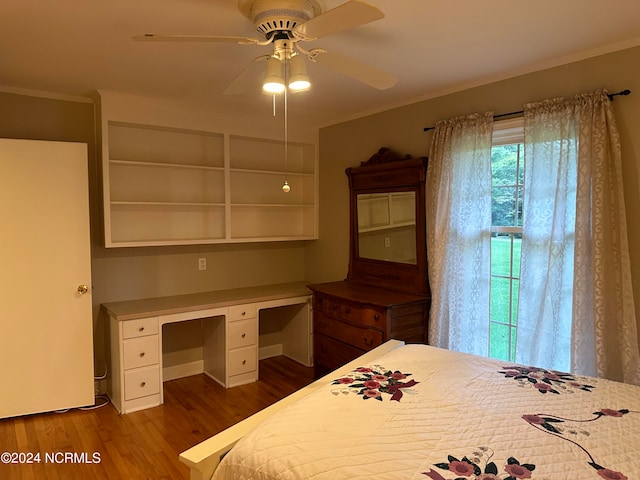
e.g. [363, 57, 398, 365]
[0, 139, 94, 418]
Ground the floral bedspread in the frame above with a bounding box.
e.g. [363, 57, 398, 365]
[212, 344, 640, 480]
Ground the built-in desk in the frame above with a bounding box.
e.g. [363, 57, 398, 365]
[102, 282, 312, 414]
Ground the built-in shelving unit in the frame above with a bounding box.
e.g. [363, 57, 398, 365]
[102, 122, 317, 247]
[229, 135, 316, 240]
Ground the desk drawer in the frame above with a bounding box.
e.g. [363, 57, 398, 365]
[228, 345, 257, 376]
[228, 303, 257, 321]
[228, 318, 257, 349]
[122, 317, 159, 339]
[124, 365, 160, 401]
[123, 335, 159, 370]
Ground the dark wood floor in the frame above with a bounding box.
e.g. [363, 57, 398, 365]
[0, 356, 315, 480]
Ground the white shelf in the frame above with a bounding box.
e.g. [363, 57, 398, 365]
[112, 201, 225, 207]
[109, 204, 226, 243]
[111, 159, 225, 172]
[108, 122, 225, 168]
[229, 168, 314, 179]
[231, 203, 314, 207]
[229, 135, 315, 174]
[101, 121, 316, 247]
[230, 204, 316, 239]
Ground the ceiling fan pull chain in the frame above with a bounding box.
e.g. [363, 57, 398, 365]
[282, 57, 291, 193]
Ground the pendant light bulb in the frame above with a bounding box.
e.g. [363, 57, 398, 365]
[282, 180, 291, 193]
[288, 54, 310, 92]
[263, 56, 285, 94]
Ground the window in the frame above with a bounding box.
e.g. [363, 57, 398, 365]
[427, 96, 636, 379]
[489, 118, 524, 362]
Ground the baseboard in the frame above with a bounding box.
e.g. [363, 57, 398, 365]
[259, 343, 283, 360]
[163, 360, 204, 382]
[162, 347, 292, 381]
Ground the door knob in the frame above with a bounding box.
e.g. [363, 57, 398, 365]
[77, 284, 89, 295]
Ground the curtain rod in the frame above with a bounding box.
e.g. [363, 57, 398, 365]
[423, 89, 631, 132]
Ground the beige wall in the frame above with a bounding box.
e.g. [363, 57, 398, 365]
[2, 45, 639, 380]
[310, 46, 640, 347]
[0, 91, 311, 376]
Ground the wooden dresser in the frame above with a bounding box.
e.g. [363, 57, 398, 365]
[307, 281, 429, 375]
[309, 149, 430, 376]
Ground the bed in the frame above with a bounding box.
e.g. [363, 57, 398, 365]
[180, 340, 640, 480]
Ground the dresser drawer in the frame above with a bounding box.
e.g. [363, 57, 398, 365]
[315, 293, 387, 330]
[314, 293, 340, 317]
[228, 303, 257, 321]
[314, 312, 383, 351]
[340, 304, 387, 329]
[123, 335, 159, 370]
[228, 318, 257, 349]
[124, 365, 160, 401]
[122, 317, 159, 339]
[314, 332, 364, 372]
[228, 345, 257, 376]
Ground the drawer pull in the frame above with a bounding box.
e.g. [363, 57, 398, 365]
[242, 359, 247, 365]
[241, 333, 246, 338]
[241, 311, 246, 316]
[139, 352, 145, 358]
[364, 337, 373, 347]
[138, 326, 145, 332]
[140, 381, 146, 388]
[374, 314, 380, 321]
[344, 307, 350, 314]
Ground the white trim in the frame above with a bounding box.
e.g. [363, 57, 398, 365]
[259, 343, 283, 360]
[163, 360, 205, 382]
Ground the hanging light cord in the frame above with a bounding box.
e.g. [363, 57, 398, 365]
[282, 56, 290, 192]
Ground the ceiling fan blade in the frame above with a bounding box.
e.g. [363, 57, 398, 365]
[294, 0, 384, 40]
[133, 33, 261, 45]
[223, 55, 270, 95]
[311, 50, 396, 90]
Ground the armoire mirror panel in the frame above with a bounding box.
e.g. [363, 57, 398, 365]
[357, 191, 417, 265]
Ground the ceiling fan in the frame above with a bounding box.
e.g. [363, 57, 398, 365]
[134, 0, 397, 94]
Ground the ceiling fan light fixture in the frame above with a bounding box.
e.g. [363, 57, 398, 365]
[288, 53, 311, 91]
[262, 56, 285, 93]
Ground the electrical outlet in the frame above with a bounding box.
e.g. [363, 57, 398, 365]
[384, 237, 391, 247]
[198, 258, 207, 271]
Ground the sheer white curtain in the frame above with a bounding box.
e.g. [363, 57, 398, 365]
[517, 90, 640, 384]
[426, 113, 494, 355]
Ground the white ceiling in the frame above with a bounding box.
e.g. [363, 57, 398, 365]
[2, 0, 640, 128]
